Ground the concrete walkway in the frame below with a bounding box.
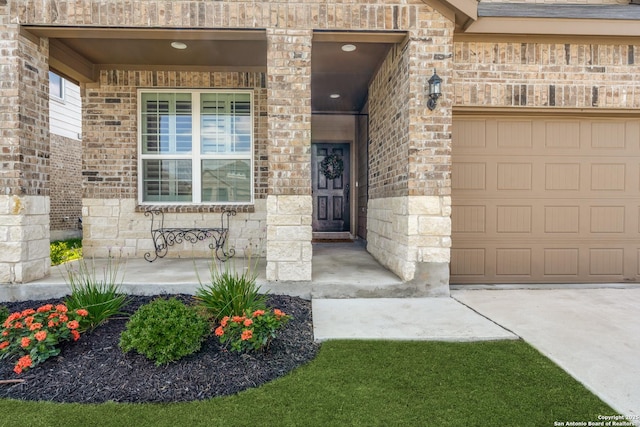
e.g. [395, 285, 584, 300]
[453, 288, 640, 422]
[312, 297, 516, 341]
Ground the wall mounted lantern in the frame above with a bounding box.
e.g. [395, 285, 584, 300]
[427, 69, 442, 111]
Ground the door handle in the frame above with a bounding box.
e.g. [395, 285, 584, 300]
[345, 184, 349, 203]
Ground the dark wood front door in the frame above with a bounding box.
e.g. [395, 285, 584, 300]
[312, 143, 350, 232]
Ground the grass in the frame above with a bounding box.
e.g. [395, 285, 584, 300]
[0, 340, 615, 427]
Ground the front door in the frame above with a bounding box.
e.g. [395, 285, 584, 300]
[312, 143, 350, 232]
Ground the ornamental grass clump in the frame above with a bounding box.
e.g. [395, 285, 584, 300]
[63, 253, 129, 332]
[215, 308, 291, 353]
[0, 304, 88, 374]
[119, 298, 210, 366]
[195, 237, 267, 321]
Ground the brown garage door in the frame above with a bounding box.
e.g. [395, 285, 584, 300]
[451, 114, 640, 284]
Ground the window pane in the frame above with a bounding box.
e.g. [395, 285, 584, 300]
[201, 93, 251, 155]
[201, 159, 251, 202]
[142, 93, 192, 154]
[143, 159, 192, 202]
[49, 72, 63, 99]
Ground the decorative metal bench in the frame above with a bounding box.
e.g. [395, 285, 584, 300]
[143, 209, 236, 262]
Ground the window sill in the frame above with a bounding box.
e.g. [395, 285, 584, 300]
[135, 204, 255, 214]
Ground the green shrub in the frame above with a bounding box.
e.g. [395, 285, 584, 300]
[119, 298, 210, 366]
[50, 238, 83, 266]
[63, 256, 129, 331]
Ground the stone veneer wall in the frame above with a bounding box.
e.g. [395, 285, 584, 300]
[50, 133, 82, 240]
[454, 41, 640, 108]
[0, 5, 51, 283]
[366, 12, 453, 290]
[81, 70, 269, 258]
[83, 198, 267, 259]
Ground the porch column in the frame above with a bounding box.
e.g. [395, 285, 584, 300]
[265, 29, 313, 282]
[367, 12, 453, 296]
[0, 15, 51, 283]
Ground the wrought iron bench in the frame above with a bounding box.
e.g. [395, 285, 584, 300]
[143, 209, 236, 262]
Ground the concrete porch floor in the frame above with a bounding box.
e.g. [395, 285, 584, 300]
[0, 239, 518, 346]
[3, 241, 410, 301]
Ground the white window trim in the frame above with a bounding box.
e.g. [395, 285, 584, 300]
[137, 88, 255, 206]
[49, 71, 66, 103]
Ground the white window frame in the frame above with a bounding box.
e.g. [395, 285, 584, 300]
[137, 89, 254, 205]
[49, 71, 65, 102]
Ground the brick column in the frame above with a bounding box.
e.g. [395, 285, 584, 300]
[0, 14, 51, 283]
[265, 29, 313, 282]
[367, 13, 453, 296]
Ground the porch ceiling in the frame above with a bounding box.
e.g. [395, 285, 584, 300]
[23, 26, 402, 114]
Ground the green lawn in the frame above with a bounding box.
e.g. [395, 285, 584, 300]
[0, 340, 615, 427]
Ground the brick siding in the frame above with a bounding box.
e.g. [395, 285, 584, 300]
[454, 41, 640, 108]
[14, 0, 448, 31]
[83, 70, 268, 208]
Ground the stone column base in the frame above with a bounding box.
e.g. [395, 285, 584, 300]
[266, 195, 312, 281]
[0, 195, 50, 284]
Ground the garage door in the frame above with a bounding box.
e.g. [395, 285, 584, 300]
[451, 114, 640, 284]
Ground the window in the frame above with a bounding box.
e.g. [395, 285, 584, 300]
[49, 71, 65, 100]
[138, 90, 253, 204]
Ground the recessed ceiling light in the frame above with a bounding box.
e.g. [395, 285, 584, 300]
[329, 93, 341, 99]
[341, 44, 356, 52]
[171, 41, 187, 50]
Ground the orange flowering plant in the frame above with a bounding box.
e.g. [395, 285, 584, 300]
[0, 303, 88, 374]
[214, 308, 290, 353]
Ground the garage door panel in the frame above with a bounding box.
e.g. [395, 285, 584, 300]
[497, 120, 533, 148]
[454, 119, 487, 148]
[451, 205, 485, 233]
[452, 162, 486, 190]
[452, 243, 638, 283]
[451, 248, 485, 276]
[591, 121, 626, 149]
[496, 206, 532, 233]
[589, 249, 624, 276]
[544, 206, 580, 233]
[496, 249, 531, 276]
[591, 163, 626, 191]
[545, 163, 581, 191]
[452, 115, 640, 284]
[457, 118, 639, 155]
[545, 121, 581, 149]
[544, 249, 579, 276]
[590, 206, 626, 233]
[497, 163, 532, 190]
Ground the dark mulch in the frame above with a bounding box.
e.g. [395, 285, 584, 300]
[0, 294, 319, 404]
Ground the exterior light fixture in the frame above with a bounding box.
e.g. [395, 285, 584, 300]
[329, 93, 341, 99]
[427, 69, 442, 111]
[341, 44, 356, 52]
[171, 41, 187, 50]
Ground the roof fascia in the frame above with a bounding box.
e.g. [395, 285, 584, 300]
[463, 16, 640, 37]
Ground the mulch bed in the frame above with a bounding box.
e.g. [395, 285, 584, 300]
[0, 294, 319, 404]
